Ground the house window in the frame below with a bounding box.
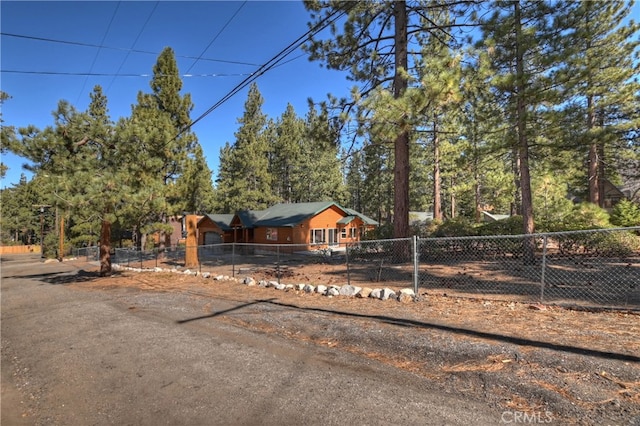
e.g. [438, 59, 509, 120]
[350, 227, 357, 238]
[266, 228, 278, 241]
[310, 229, 325, 244]
[341, 228, 347, 238]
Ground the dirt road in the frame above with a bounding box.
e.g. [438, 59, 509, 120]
[1, 254, 499, 425]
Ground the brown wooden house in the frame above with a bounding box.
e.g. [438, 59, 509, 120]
[199, 201, 377, 248]
[197, 214, 235, 245]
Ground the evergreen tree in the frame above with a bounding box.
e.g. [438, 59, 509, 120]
[0, 174, 43, 245]
[304, 0, 474, 238]
[131, 47, 198, 249]
[171, 144, 216, 214]
[0, 91, 16, 179]
[299, 103, 346, 203]
[270, 104, 304, 203]
[556, 0, 640, 206]
[215, 83, 276, 211]
[481, 0, 560, 260]
[344, 150, 364, 212]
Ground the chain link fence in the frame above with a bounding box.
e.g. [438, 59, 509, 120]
[74, 227, 639, 309]
[418, 228, 640, 308]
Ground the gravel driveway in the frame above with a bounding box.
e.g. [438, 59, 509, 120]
[2, 254, 639, 425]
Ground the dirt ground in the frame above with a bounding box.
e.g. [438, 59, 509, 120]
[64, 256, 640, 426]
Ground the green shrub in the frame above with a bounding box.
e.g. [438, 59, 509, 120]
[610, 199, 640, 227]
[432, 217, 477, 237]
[477, 215, 524, 235]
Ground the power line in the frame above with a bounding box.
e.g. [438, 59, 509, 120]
[106, 1, 160, 95]
[1, 32, 261, 67]
[178, 6, 351, 140]
[75, 2, 121, 105]
[1, 70, 252, 77]
[185, 1, 247, 75]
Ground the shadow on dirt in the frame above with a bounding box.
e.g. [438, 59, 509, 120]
[177, 297, 640, 364]
[25, 269, 125, 285]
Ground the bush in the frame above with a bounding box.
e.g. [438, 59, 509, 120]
[432, 217, 477, 237]
[610, 199, 640, 227]
[545, 202, 611, 232]
[477, 215, 524, 235]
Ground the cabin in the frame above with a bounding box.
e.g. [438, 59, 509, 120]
[197, 214, 235, 245]
[198, 201, 377, 248]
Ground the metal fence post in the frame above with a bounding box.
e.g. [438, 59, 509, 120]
[413, 236, 419, 294]
[540, 235, 547, 302]
[232, 243, 236, 278]
[346, 243, 351, 286]
[277, 245, 281, 285]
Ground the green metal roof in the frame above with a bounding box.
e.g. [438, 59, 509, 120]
[254, 201, 337, 227]
[199, 214, 235, 231]
[228, 201, 378, 228]
[337, 215, 356, 225]
[343, 207, 378, 226]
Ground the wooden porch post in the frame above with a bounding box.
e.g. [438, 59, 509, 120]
[185, 215, 198, 268]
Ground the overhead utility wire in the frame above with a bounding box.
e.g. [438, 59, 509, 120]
[1, 70, 252, 77]
[1, 32, 260, 67]
[186, 1, 247, 74]
[106, 1, 159, 94]
[179, 6, 350, 139]
[75, 1, 120, 105]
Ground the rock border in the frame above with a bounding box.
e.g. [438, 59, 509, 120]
[111, 263, 420, 302]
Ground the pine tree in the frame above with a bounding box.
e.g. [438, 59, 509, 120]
[131, 47, 198, 249]
[0, 91, 16, 179]
[304, 0, 473, 238]
[270, 104, 304, 203]
[215, 83, 276, 211]
[171, 144, 216, 214]
[299, 104, 346, 203]
[480, 0, 560, 260]
[556, 0, 640, 207]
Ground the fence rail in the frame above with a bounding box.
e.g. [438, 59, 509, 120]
[75, 227, 640, 309]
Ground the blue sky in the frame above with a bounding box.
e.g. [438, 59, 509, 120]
[2, 1, 639, 190]
[1, 1, 352, 188]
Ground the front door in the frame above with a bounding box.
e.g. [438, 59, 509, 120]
[328, 228, 338, 246]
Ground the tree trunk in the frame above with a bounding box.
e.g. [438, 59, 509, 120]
[587, 95, 600, 206]
[514, 0, 535, 264]
[392, 0, 410, 239]
[433, 119, 443, 221]
[99, 219, 112, 277]
[450, 176, 456, 219]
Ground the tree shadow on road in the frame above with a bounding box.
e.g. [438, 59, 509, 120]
[19, 269, 124, 285]
[178, 297, 640, 364]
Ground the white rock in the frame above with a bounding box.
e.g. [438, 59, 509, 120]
[201, 272, 211, 279]
[339, 285, 361, 297]
[357, 287, 373, 298]
[242, 277, 256, 286]
[303, 284, 315, 293]
[370, 289, 382, 299]
[316, 285, 327, 295]
[296, 284, 306, 291]
[275, 283, 286, 291]
[327, 287, 340, 296]
[285, 284, 294, 291]
[268, 281, 279, 288]
[380, 288, 396, 301]
[397, 289, 414, 303]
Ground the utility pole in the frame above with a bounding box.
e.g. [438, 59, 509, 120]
[33, 205, 51, 258]
[59, 214, 64, 262]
